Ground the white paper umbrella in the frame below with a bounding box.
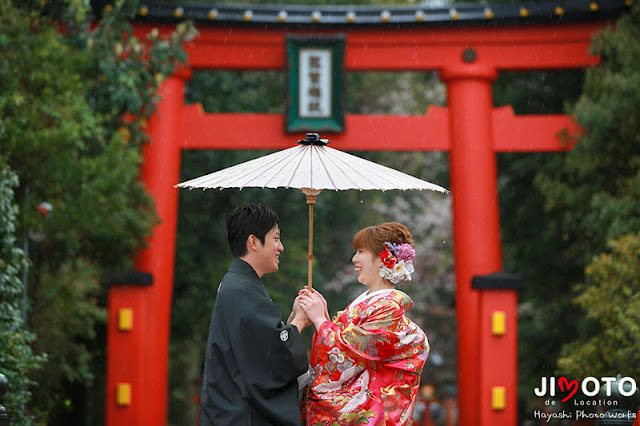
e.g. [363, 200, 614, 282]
[176, 133, 449, 287]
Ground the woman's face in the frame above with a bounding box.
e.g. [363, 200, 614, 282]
[352, 247, 383, 287]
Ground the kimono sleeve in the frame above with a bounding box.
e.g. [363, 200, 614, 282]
[220, 284, 308, 420]
[316, 298, 422, 365]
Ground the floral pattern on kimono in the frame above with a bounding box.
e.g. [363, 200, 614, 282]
[303, 289, 429, 425]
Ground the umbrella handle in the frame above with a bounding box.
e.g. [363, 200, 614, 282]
[302, 189, 322, 289]
[308, 202, 314, 289]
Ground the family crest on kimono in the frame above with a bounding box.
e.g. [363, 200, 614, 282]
[299, 222, 430, 425]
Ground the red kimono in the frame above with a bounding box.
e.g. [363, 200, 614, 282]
[303, 289, 429, 425]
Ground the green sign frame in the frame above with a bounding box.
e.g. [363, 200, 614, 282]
[286, 34, 346, 133]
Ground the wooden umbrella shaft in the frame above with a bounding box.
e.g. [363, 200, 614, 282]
[308, 202, 314, 289]
[302, 188, 322, 289]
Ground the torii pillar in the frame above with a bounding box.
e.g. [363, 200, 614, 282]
[106, 72, 188, 426]
[443, 63, 510, 425]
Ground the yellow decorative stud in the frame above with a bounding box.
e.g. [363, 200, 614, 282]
[415, 10, 425, 22]
[346, 11, 356, 23]
[554, 6, 565, 15]
[118, 308, 133, 332]
[208, 9, 218, 20]
[380, 10, 391, 22]
[116, 383, 132, 406]
[589, 2, 599, 11]
[519, 7, 530, 17]
[243, 10, 253, 22]
[449, 8, 459, 20]
[484, 8, 495, 19]
[492, 386, 506, 410]
[173, 7, 183, 18]
[311, 11, 322, 23]
[491, 311, 506, 336]
[139, 6, 148, 16]
[277, 10, 287, 22]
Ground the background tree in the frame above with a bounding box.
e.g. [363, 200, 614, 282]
[557, 232, 640, 379]
[0, 156, 45, 426]
[546, 0, 640, 384]
[0, 0, 194, 422]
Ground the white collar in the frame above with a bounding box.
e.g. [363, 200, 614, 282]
[351, 288, 403, 306]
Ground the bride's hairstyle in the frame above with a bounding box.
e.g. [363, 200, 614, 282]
[352, 222, 414, 254]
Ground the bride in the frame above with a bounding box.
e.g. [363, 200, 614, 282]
[298, 222, 429, 425]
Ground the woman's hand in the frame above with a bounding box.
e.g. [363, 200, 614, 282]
[298, 287, 330, 329]
[306, 287, 330, 322]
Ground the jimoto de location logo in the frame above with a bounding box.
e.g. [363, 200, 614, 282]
[531, 375, 639, 423]
[535, 376, 638, 403]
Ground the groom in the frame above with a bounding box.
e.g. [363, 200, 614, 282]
[199, 203, 310, 425]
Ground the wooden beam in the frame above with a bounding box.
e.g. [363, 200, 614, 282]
[179, 106, 578, 153]
[134, 22, 604, 71]
[179, 106, 450, 151]
[492, 106, 579, 152]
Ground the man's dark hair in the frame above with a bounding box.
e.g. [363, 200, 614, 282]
[226, 203, 280, 257]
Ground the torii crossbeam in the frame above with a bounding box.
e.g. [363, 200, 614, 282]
[103, 1, 629, 425]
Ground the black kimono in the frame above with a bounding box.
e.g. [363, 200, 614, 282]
[200, 258, 308, 425]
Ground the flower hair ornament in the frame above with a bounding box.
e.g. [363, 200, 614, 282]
[378, 242, 415, 284]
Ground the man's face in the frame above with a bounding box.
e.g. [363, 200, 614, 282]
[254, 225, 284, 275]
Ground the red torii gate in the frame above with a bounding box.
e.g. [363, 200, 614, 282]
[104, 2, 627, 425]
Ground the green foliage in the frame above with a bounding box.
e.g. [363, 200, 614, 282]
[535, 3, 640, 263]
[0, 158, 46, 426]
[29, 259, 107, 417]
[551, 0, 640, 383]
[494, 70, 584, 114]
[347, 72, 445, 113]
[557, 233, 640, 379]
[1, 0, 154, 270]
[0, 0, 194, 422]
[187, 71, 286, 114]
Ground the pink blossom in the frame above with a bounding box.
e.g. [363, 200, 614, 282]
[395, 243, 415, 262]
